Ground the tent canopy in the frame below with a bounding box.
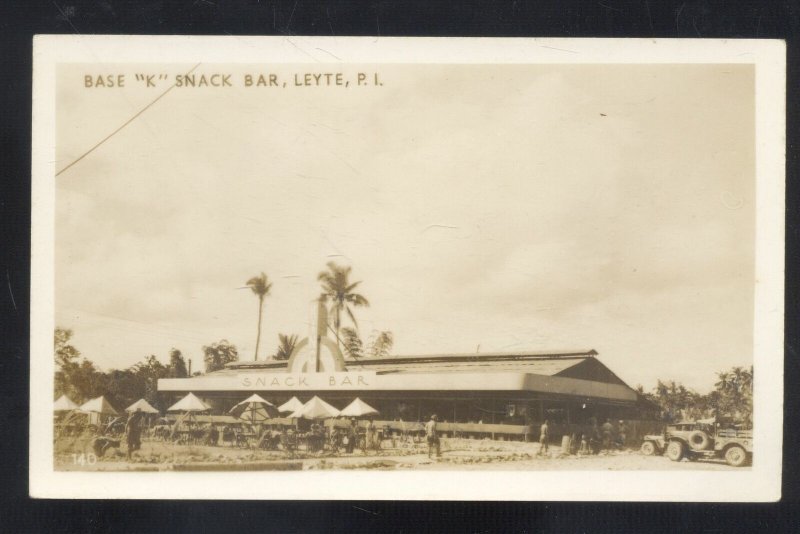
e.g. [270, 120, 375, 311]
[54, 395, 78, 412]
[278, 396, 304, 413]
[232, 393, 275, 408]
[126, 398, 160, 414]
[167, 392, 210, 412]
[339, 397, 379, 418]
[79, 396, 119, 415]
[289, 396, 340, 420]
[229, 393, 278, 423]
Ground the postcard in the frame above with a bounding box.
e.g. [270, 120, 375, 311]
[31, 36, 785, 500]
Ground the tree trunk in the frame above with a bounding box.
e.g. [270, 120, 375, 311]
[254, 297, 263, 361]
[334, 305, 341, 351]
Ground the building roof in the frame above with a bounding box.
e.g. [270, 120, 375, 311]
[225, 349, 599, 372]
[159, 349, 640, 403]
[220, 350, 628, 386]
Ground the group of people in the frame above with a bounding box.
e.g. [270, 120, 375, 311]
[329, 418, 384, 453]
[106, 411, 633, 463]
[538, 417, 629, 456]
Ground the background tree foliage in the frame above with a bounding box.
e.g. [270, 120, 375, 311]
[245, 272, 272, 361]
[168, 348, 189, 378]
[340, 327, 364, 359]
[54, 327, 212, 412]
[203, 339, 239, 373]
[273, 333, 298, 361]
[638, 365, 753, 425]
[317, 262, 369, 348]
[339, 328, 394, 359]
[367, 330, 394, 358]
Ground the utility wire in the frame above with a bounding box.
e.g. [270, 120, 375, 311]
[56, 63, 202, 177]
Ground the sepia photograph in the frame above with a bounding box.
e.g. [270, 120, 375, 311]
[30, 36, 785, 500]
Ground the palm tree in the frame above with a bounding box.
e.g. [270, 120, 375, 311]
[368, 330, 394, 358]
[317, 262, 369, 349]
[715, 371, 731, 393]
[246, 272, 272, 361]
[340, 327, 364, 359]
[743, 365, 753, 394]
[274, 333, 299, 361]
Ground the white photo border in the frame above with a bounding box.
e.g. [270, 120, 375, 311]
[30, 36, 785, 501]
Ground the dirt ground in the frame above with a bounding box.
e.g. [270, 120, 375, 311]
[55, 435, 742, 472]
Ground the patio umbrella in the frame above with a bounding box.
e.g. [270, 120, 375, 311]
[167, 392, 211, 432]
[125, 398, 160, 414]
[339, 397, 379, 418]
[278, 396, 304, 414]
[229, 393, 278, 425]
[289, 396, 340, 420]
[79, 396, 119, 415]
[54, 394, 78, 412]
[167, 392, 210, 412]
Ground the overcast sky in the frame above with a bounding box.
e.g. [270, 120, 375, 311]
[55, 63, 755, 392]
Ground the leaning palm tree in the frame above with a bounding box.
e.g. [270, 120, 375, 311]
[317, 262, 369, 349]
[246, 272, 272, 361]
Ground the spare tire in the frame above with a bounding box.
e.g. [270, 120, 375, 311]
[688, 430, 711, 450]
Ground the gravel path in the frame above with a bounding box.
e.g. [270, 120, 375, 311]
[55, 437, 743, 471]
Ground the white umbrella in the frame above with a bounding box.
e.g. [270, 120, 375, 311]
[289, 396, 340, 420]
[167, 392, 210, 412]
[79, 396, 119, 415]
[229, 394, 278, 424]
[278, 396, 304, 414]
[54, 394, 78, 412]
[167, 393, 211, 433]
[125, 398, 160, 414]
[339, 397, 379, 418]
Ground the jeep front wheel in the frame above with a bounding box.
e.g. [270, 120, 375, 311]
[666, 440, 684, 462]
[640, 441, 656, 456]
[724, 445, 748, 467]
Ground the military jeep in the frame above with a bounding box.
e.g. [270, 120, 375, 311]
[640, 421, 752, 467]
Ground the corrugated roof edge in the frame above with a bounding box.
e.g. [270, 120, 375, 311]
[224, 349, 598, 370]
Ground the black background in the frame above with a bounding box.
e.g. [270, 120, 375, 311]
[1, 0, 798, 532]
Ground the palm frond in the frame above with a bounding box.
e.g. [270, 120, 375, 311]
[346, 294, 369, 307]
[345, 281, 362, 292]
[345, 306, 359, 331]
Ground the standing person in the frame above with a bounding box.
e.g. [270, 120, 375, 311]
[365, 419, 376, 453]
[425, 414, 441, 459]
[569, 431, 580, 455]
[617, 420, 628, 449]
[346, 418, 358, 454]
[579, 434, 589, 455]
[601, 418, 614, 453]
[590, 419, 602, 454]
[539, 419, 550, 455]
[125, 408, 143, 460]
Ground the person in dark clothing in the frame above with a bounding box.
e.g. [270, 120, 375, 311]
[125, 409, 143, 460]
[601, 418, 614, 452]
[346, 418, 358, 454]
[590, 420, 602, 454]
[617, 420, 628, 449]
